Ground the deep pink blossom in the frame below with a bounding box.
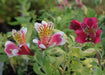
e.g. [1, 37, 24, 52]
[70, 17, 102, 44]
[5, 27, 34, 57]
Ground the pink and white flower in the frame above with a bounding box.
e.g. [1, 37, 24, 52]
[5, 27, 34, 57]
[33, 21, 66, 50]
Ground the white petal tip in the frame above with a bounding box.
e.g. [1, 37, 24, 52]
[12, 29, 16, 34]
[41, 21, 47, 25]
[39, 44, 46, 49]
[5, 41, 12, 47]
[56, 32, 64, 36]
[59, 38, 66, 45]
[21, 27, 27, 34]
[49, 42, 56, 47]
[12, 49, 19, 56]
[8, 55, 14, 57]
[34, 22, 42, 29]
[19, 44, 23, 47]
[33, 39, 38, 43]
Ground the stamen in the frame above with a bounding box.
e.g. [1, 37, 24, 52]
[89, 38, 92, 41]
[12, 30, 24, 45]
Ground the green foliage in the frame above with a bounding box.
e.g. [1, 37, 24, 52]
[86, 8, 97, 17]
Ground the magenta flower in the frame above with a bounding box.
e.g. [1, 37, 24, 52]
[75, 0, 83, 8]
[5, 27, 34, 57]
[70, 20, 81, 30]
[70, 17, 102, 44]
[57, 0, 70, 9]
[33, 21, 66, 50]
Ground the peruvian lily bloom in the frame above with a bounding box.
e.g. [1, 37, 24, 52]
[70, 17, 102, 44]
[33, 21, 66, 50]
[5, 27, 34, 57]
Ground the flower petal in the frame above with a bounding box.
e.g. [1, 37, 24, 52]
[5, 41, 19, 57]
[94, 30, 102, 44]
[70, 20, 81, 30]
[49, 31, 66, 46]
[91, 17, 98, 24]
[83, 17, 89, 24]
[34, 22, 42, 33]
[41, 20, 47, 26]
[83, 17, 98, 28]
[21, 27, 27, 35]
[12, 49, 19, 56]
[91, 17, 98, 30]
[76, 30, 87, 43]
[81, 23, 89, 32]
[39, 44, 46, 49]
[33, 39, 39, 44]
[19, 44, 34, 56]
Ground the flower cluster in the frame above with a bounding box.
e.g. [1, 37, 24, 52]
[70, 17, 102, 44]
[5, 21, 66, 57]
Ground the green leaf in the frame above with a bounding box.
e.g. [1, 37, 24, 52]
[17, 67, 24, 75]
[86, 8, 97, 17]
[93, 67, 102, 75]
[70, 47, 83, 57]
[43, 55, 50, 66]
[36, 53, 43, 65]
[33, 63, 42, 75]
[95, 0, 102, 5]
[83, 48, 96, 56]
[26, 3, 30, 10]
[53, 69, 60, 75]
[0, 55, 8, 62]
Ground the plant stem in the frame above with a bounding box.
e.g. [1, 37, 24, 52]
[96, 51, 101, 66]
[92, 43, 101, 66]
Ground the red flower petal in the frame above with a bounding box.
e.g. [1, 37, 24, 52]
[70, 20, 81, 30]
[83, 17, 98, 29]
[91, 17, 98, 24]
[19, 44, 34, 56]
[91, 17, 98, 30]
[83, 17, 89, 24]
[80, 23, 89, 31]
[94, 30, 102, 44]
[76, 30, 87, 43]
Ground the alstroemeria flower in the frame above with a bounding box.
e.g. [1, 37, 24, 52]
[70, 17, 102, 44]
[33, 21, 66, 50]
[5, 27, 34, 57]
